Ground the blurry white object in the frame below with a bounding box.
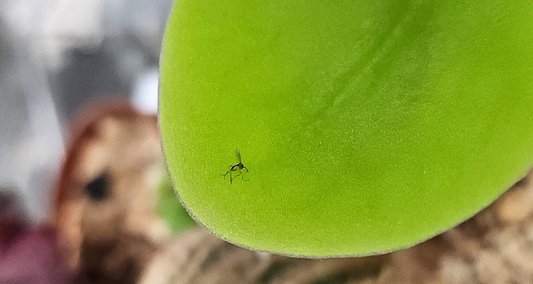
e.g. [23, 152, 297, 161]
[132, 68, 160, 115]
[38, 0, 173, 69]
[0, 4, 64, 223]
[42, 0, 105, 67]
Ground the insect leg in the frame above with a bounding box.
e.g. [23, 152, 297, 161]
[223, 165, 234, 179]
[223, 170, 230, 179]
[232, 172, 242, 183]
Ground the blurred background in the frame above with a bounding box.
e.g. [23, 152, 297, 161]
[0, 0, 173, 223]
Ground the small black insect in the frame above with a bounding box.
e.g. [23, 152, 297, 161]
[223, 149, 249, 184]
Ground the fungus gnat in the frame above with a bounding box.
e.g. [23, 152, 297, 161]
[223, 149, 249, 184]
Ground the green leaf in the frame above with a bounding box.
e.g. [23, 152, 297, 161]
[159, 0, 533, 256]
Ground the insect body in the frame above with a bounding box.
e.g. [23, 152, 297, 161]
[223, 149, 249, 184]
